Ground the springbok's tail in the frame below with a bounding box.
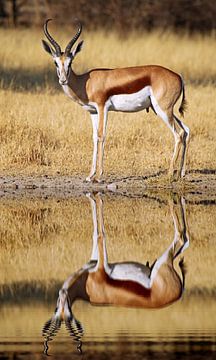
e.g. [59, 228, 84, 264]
[179, 77, 187, 117]
[179, 257, 187, 290]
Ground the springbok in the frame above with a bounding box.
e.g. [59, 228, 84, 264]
[42, 20, 190, 182]
[42, 193, 189, 353]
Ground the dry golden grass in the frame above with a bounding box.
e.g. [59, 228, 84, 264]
[0, 28, 216, 176]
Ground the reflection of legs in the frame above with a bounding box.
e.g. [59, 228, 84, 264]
[86, 193, 109, 272]
[95, 193, 109, 272]
[150, 196, 189, 286]
[86, 193, 98, 261]
[169, 195, 190, 258]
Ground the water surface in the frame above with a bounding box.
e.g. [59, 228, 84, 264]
[0, 191, 216, 359]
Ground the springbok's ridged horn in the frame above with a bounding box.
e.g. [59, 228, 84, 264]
[44, 19, 61, 56]
[42, 318, 62, 346]
[65, 21, 82, 55]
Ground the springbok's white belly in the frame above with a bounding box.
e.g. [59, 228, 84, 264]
[107, 86, 151, 112]
[108, 262, 151, 288]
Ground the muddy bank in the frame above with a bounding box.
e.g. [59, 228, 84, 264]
[0, 170, 216, 202]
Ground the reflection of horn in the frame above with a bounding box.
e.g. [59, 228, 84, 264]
[42, 318, 62, 355]
[65, 317, 84, 353]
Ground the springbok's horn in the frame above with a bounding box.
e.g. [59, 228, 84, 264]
[43, 19, 61, 56]
[65, 21, 82, 56]
[65, 318, 84, 353]
[42, 317, 62, 355]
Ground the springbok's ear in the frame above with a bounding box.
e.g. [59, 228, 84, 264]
[72, 40, 84, 58]
[42, 39, 55, 56]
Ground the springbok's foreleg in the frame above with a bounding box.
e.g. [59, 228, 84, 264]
[96, 105, 108, 181]
[86, 113, 99, 182]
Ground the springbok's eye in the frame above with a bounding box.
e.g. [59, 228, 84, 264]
[54, 61, 58, 67]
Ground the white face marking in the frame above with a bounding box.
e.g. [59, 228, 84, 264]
[107, 86, 151, 113]
[54, 56, 72, 85]
[54, 289, 72, 320]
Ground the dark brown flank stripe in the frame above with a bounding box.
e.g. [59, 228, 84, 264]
[87, 270, 151, 298]
[106, 75, 151, 97]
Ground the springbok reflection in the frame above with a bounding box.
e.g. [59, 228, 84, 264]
[42, 193, 189, 353]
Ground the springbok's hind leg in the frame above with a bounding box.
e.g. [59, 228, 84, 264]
[169, 115, 190, 181]
[174, 116, 190, 178]
[150, 94, 186, 181]
[168, 128, 183, 181]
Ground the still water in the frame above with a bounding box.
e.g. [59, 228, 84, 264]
[0, 190, 216, 359]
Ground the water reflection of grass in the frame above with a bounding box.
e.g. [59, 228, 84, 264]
[0, 196, 216, 292]
[1, 297, 216, 341]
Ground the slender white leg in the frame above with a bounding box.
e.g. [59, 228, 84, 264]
[170, 128, 182, 177]
[150, 93, 178, 176]
[97, 105, 109, 180]
[180, 122, 190, 177]
[150, 90, 190, 179]
[86, 112, 99, 182]
[174, 115, 190, 178]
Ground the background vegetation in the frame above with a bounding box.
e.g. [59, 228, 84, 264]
[1, 0, 216, 34]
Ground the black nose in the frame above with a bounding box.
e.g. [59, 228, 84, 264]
[59, 80, 68, 85]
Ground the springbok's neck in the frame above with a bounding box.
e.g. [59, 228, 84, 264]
[62, 270, 90, 305]
[62, 68, 88, 105]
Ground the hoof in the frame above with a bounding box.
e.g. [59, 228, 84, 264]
[168, 170, 180, 183]
[85, 176, 102, 183]
[180, 170, 186, 178]
[92, 177, 102, 184]
[85, 176, 92, 182]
